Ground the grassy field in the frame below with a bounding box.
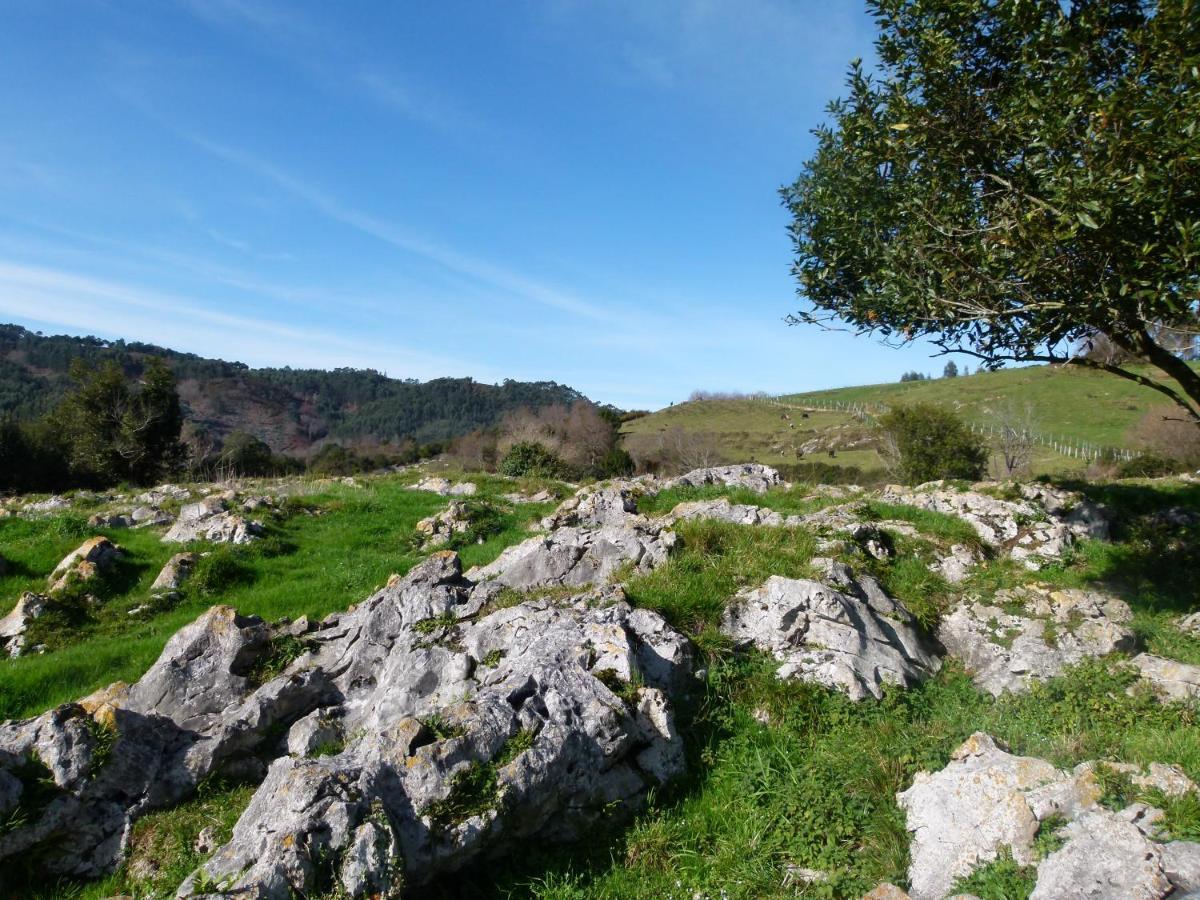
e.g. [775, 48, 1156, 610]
[0, 475, 562, 722]
[7, 473, 1200, 898]
[621, 363, 1200, 480]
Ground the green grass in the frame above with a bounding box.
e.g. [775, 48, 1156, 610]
[0, 477, 557, 722]
[636, 482, 843, 519]
[8, 474, 1200, 899]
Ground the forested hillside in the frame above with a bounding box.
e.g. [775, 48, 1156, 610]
[0, 324, 590, 453]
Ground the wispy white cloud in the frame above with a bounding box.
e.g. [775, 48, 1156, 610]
[184, 134, 613, 321]
[0, 259, 491, 380]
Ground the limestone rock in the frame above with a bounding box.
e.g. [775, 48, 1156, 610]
[24, 495, 71, 515]
[720, 574, 940, 700]
[48, 537, 122, 593]
[1030, 809, 1171, 899]
[0, 552, 692, 892]
[541, 482, 644, 530]
[667, 497, 790, 527]
[87, 513, 132, 529]
[416, 500, 474, 548]
[1131, 654, 1200, 702]
[879, 482, 1108, 569]
[466, 523, 677, 590]
[664, 463, 783, 494]
[134, 485, 191, 506]
[151, 553, 198, 594]
[131, 506, 174, 528]
[0, 592, 49, 657]
[937, 586, 1136, 696]
[898, 732, 1199, 900]
[413, 477, 477, 497]
[162, 498, 262, 544]
[1178, 612, 1200, 639]
[502, 489, 556, 504]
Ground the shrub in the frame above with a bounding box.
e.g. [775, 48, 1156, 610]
[499, 442, 568, 478]
[877, 403, 987, 484]
[598, 446, 635, 478]
[1117, 452, 1185, 479]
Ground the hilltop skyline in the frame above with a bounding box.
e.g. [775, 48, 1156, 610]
[0, 1, 963, 409]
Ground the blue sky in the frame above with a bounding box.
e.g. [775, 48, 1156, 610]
[0, 0, 957, 410]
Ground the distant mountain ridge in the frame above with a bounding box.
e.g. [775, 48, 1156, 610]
[0, 324, 592, 454]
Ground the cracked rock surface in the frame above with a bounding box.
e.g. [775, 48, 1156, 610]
[0, 552, 692, 896]
[937, 585, 1136, 696]
[898, 732, 1200, 900]
[162, 497, 263, 545]
[720, 572, 940, 700]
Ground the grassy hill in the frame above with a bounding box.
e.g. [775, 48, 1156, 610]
[623, 363, 1197, 478]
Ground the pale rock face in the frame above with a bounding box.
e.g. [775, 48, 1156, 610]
[1131, 653, 1200, 702]
[720, 574, 940, 700]
[0, 552, 692, 894]
[541, 482, 643, 530]
[936, 585, 1136, 696]
[150, 552, 199, 593]
[663, 463, 784, 494]
[502, 489, 556, 504]
[898, 732, 1200, 900]
[416, 500, 474, 548]
[879, 482, 1108, 569]
[0, 592, 50, 657]
[1178, 611, 1200, 638]
[134, 484, 191, 506]
[413, 476, 477, 497]
[465, 524, 677, 590]
[666, 497, 789, 528]
[48, 536, 123, 594]
[23, 496, 71, 515]
[162, 497, 262, 544]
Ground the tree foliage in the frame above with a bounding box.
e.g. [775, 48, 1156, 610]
[783, 0, 1200, 421]
[877, 403, 988, 483]
[499, 441, 569, 478]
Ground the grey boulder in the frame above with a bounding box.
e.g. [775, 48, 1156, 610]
[720, 573, 940, 700]
[664, 464, 783, 494]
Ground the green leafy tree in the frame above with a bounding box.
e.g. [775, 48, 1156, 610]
[878, 403, 988, 484]
[499, 441, 568, 478]
[783, 0, 1200, 422]
[55, 357, 184, 485]
[943, 361, 958, 379]
[220, 431, 276, 476]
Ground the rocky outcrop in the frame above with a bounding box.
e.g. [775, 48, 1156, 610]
[134, 485, 191, 506]
[87, 513, 131, 529]
[502, 489, 556, 504]
[416, 501, 474, 549]
[0, 592, 49, 657]
[1178, 611, 1200, 638]
[466, 523, 677, 590]
[151, 552, 199, 594]
[898, 732, 1200, 900]
[540, 482, 644, 530]
[879, 482, 1108, 570]
[720, 573, 940, 700]
[0, 553, 693, 893]
[162, 498, 262, 545]
[663, 463, 783, 494]
[48, 537, 123, 594]
[131, 506, 174, 528]
[937, 585, 1136, 696]
[413, 477, 478, 497]
[23, 496, 71, 515]
[667, 498, 793, 528]
[1131, 654, 1200, 702]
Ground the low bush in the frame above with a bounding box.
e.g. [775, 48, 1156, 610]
[499, 442, 569, 479]
[877, 403, 988, 484]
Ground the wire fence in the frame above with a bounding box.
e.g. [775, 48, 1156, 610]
[758, 396, 1140, 463]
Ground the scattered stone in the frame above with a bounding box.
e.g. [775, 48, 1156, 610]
[151, 552, 199, 594]
[162, 498, 262, 544]
[48, 537, 123, 594]
[1131, 654, 1200, 702]
[0, 592, 49, 657]
[667, 497, 791, 527]
[898, 732, 1199, 900]
[466, 523, 677, 590]
[87, 513, 131, 529]
[663, 463, 783, 494]
[134, 485, 191, 506]
[24, 495, 71, 515]
[193, 826, 218, 855]
[502, 489, 556, 504]
[413, 476, 477, 496]
[1178, 612, 1200, 638]
[933, 543, 983, 584]
[720, 573, 940, 700]
[129, 505, 173, 528]
[880, 482, 1108, 570]
[862, 885, 911, 900]
[937, 585, 1136, 696]
[416, 500, 474, 548]
[541, 482, 644, 530]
